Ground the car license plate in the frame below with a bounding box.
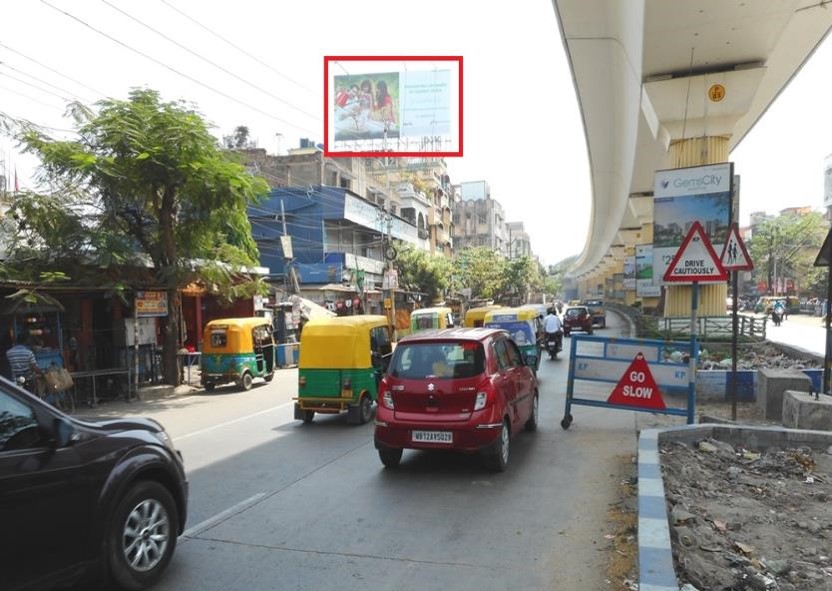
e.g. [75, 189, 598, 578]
[412, 430, 453, 443]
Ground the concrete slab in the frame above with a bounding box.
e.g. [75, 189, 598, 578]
[756, 368, 811, 420]
[782, 390, 832, 431]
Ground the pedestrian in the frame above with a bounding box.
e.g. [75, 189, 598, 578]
[5, 334, 43, 390]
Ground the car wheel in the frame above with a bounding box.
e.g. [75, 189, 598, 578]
[203, 381, 216, 392]
[358, 392, 373, 424]
[485, 420, 510, 472]
[237, 372, 253, 391]
[525, 392, 539, 432]
[378, 447, 403, 468]
[302, 410, 315, 424]
[263, 372, 274, 383]
[108, 480, 178, 591]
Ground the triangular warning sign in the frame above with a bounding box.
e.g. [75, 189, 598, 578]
[663, 221, 728, 283]
[607, 353, 666, 410]
[814, 226, 832, 267]
[719, 223, 753, 271]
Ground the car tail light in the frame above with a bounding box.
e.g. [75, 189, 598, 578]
[382, 391, 394, 410]
[473, 391, 488, 411]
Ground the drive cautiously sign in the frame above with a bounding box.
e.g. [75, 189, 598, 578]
[662, 221, 728, 283]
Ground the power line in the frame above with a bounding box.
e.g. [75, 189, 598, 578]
[158, 0, 313, 95]
[0, 41, 106, 97]
[0, 69, 74, 103]
[0, 86, 63, 110]
[100, 0, 319, 122]
[40, 0, 319, 137]
[0, 61, 92, 104]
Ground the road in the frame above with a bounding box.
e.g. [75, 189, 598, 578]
[764, 313, 827, 357]
[79, 314, 651, 590]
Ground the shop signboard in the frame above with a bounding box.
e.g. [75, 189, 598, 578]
[136, 291, 168, 317]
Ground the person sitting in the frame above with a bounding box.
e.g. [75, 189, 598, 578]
[5, 335, 43, 389]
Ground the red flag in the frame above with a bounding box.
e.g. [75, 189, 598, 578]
[14, 167, 19, 192]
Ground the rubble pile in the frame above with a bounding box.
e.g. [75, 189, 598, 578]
[661, 438, 832, 590]
[697, 344, 821, 372]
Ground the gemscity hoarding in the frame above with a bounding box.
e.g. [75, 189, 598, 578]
[652, 163, 733, 286]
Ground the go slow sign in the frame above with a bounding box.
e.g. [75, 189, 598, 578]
[606, 352, 666, 410]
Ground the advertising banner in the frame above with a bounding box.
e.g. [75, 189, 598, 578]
[136, 291, 168, 317]
[334, 71, 401, 141]
[623, 255, 636, 290]
[636, 245, 661, 297]
[653, 163, 733, 285]
[400, 70, 451, 137]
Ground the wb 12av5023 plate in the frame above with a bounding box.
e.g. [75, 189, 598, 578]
[412, 430, 453, 443]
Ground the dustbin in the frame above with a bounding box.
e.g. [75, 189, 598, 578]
[277, 343, 299, 368]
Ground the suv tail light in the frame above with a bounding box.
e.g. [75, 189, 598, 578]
[473, 390, 489, 411]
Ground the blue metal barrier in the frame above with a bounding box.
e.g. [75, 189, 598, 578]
[562, 335, 698, 429]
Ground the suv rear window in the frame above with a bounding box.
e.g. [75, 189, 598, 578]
[388, 342, 485, 379]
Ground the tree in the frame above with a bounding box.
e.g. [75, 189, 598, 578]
[453, 247, 507, 300]
[501, 255, 540, 303]
[223, 125, 256, 149]
[8, 89, 269, 385]
[749, 212, 828, 296]
[395, 245, 453, 303]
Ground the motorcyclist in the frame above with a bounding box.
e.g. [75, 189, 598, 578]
[543, 308, 563, 359]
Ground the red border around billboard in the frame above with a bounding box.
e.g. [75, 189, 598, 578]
[323, 55, 463, 158]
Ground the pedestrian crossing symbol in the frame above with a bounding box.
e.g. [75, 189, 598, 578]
[720, 223, 753, 271]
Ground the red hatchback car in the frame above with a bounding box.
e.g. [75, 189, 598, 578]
[374, 328, 538, 471]
[562, 305, 593, 336]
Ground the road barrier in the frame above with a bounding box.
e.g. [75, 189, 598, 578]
[561, 335, 696, 429]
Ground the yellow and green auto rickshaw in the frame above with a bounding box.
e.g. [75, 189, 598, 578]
[201, 317, 276, 391]
[463, 305, 504, 328]
[294, 315, 393, 424]
[483, 307, 541, 373]
[410, 306, 455, 333]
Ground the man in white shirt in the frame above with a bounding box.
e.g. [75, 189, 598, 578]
[543, 309, 563, 358]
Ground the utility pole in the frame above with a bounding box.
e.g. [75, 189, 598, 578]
[379, 206, 396, 337]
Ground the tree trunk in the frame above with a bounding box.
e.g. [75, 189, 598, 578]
[163, 288, 182, 386]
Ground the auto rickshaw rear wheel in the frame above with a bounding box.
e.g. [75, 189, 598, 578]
[263, 372, 274, 383]
[302, 410, 315, 423]
[358, 392, 373, 424]
[203, 382, 216, 392]
[237, 372, 253, 391]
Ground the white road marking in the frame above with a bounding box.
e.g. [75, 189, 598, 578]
[175, 401, 295, 441]
[182, 492, 266, 538]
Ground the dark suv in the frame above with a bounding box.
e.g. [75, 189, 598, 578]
[0, 376, 188, 591]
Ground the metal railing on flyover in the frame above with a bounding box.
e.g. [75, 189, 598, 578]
[605, 303, 767, 341]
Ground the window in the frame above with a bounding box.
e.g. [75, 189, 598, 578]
[505, 340, 523, 367]
[0, 390, 42, 452]
[210, 330, 227, 348]
[493, 339, 512, 371]
[389, 342, 484, 379]
[477, 214, 487, 224]
[371, 326, 390, 352]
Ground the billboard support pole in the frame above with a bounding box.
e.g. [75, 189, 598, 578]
[825, 261, 832, 394]
[688, 282, 698, 425]
[730, 271, 739, 420]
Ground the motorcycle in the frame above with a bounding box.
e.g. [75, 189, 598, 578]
[545, 331, 563, 359]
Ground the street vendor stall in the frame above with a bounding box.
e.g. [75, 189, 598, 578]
[0, 294, 65, 371]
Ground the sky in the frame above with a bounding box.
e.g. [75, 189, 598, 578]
[0, 0, 830, 267]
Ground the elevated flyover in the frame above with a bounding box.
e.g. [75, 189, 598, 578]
[554, 0, 832, 315]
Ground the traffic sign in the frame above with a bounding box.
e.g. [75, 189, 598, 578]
[663, 221, 727, 283]
[606, 353, 666, 410]
[814, 226, 832, 267]
[719, 223, 753, 271]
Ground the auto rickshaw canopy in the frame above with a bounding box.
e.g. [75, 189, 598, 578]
[410, 307, 454, 331]
[463, 305, 504, 327]
[299, 315, 390, 369]
[202, 317, 273, 354]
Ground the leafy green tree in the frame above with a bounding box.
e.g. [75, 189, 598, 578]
[223, 125, 256, 149]
[501, 255, 540, 303]
[6, 89, 269, 385]
[453, 247, 507, 300]
[395, 245, 453, 303]
[749, 212, 828, 296]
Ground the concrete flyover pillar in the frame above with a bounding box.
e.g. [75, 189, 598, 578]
[663, 136, 730, 318]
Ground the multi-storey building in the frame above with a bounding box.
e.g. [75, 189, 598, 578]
[452, 181, 508, 253]
[505, 221, 532, 259]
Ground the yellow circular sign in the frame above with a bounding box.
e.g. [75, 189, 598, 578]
[708, 83, 726, 102]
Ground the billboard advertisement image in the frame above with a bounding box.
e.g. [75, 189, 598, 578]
[636, 245, 661, 297]
[623, 255, 636, 290]
[652, 163, 733, 285]
[334, 72, 400, 141]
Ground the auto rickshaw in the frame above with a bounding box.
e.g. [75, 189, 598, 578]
[294, 315, 392, 425]
[483, 308, 541, 373]
[410, 306, 455, 333]
[463, 305, 503, 328]
[201, 317, 276, 391]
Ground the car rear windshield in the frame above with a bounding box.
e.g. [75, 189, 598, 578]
[388, 342, 485, 379]
[565, 308, 584, 318]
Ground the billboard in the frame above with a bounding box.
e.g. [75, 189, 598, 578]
[623, 255, 636, 290]
[636, 245, 661, 297]
[653, 163, 733, 285]
[324, 56, 462, 157]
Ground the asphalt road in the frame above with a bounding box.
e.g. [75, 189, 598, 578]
[84, 314, 647, 590]
[764, 313, 827, 357]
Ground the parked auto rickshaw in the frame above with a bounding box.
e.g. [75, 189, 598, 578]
[463, 305, 503, 328]
[483, 308, 541, 373]
[294, 315, 393, 424]
[201, 317, 276, 391]
[410, 306, 455, 333]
